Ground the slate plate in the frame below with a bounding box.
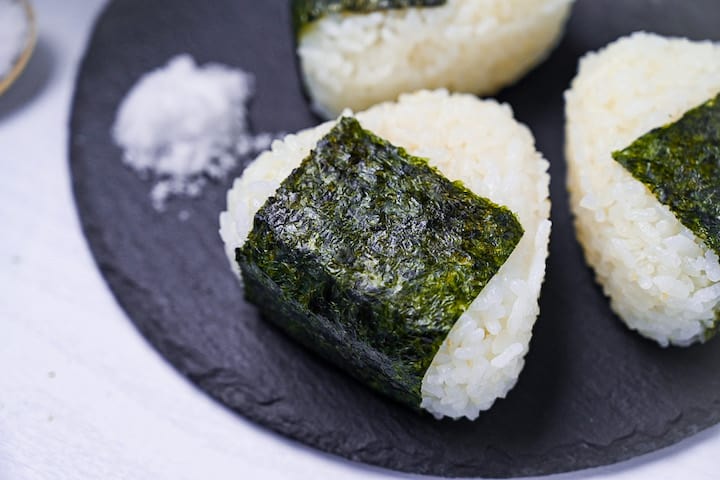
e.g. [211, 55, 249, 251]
[69, 0, 720, 477]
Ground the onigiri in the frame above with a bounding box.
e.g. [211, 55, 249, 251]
[293, 0, 576, 118]
[566, 32, 720, 346]
[220, 90, 550, 419]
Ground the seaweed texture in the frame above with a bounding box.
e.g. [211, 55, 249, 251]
[237, 117, 522, 406]
[292, 0, 446, 35]
[613, 93, 720, 259]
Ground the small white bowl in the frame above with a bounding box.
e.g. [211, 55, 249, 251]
[0, 0, 37, 96]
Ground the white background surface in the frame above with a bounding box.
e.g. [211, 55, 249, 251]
[1, 1, 719, 478]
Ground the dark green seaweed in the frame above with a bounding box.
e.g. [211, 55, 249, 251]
[613, 93, 720, 259]
[292, 0, 446, 36]
[237, 117, 523, 407]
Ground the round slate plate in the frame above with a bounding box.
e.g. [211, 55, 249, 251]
[70, 0, 720, 477]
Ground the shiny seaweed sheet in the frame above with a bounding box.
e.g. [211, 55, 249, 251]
[613, 93, 720, 260]
[291, 0, 446, 35]
[236, 117, 523, 407]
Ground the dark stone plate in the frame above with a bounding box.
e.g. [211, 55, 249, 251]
[69, 0, 720, 477]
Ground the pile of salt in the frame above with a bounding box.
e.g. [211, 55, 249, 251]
[112, 54, 273, 211]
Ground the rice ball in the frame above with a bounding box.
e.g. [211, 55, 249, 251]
[221, 90, 551, 419]
[295, 0, 575, 118]
[565, 32, 720, 346]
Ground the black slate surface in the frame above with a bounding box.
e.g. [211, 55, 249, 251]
[69, 0, 720, 477]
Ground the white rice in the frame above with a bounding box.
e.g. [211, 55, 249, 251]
[565, 32, 720, 346]
[297, 0, 575, 118]
[220, 90, 550, 419]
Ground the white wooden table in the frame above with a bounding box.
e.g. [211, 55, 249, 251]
[1, 1, 719, 478]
